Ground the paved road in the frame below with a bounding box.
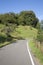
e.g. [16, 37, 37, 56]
[0, 40, 40, 65]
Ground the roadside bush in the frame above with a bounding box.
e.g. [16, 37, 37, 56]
[0, 34, 6, 43]
[36, 29, 43, 53]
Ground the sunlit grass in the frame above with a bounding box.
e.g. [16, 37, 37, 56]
[29, 39, 43, 64]
[11, 25, 38, 39]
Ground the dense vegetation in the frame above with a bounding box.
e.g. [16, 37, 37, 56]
[0, 11, 39, 27]
[0, 10, 43, 48]
[0, 10, 39, 47]
[37, 21, 43, 44]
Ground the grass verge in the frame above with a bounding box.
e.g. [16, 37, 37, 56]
[0, 39, 16, 48]
[29, 39, 43, 65]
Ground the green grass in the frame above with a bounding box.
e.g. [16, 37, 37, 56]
[29, 39, 43, 64]
[0, 42, 10, 48]
[0, 24, 5, 31]
[11, 26, 38, 39]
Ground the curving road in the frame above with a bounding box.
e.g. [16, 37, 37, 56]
[0, 40, 40, 65]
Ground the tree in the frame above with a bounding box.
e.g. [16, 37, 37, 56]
[18, 11, 39, 27]
[36, 22, 40, 29]
[0, 11, 39, 27]
[37, 28, 43, 44]
[0, 13, 17, 25]
[40, 20, 43, 29]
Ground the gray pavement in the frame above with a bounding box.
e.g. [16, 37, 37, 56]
[0, 40, 40, 65]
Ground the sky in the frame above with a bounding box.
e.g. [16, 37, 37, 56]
[0, 0, 43, 20]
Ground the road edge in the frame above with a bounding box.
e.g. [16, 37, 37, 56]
[27, 41, 35, 65]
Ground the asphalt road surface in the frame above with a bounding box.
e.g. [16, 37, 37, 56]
[0, 40, 40, 65]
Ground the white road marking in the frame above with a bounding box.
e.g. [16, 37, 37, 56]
[27, 41, 35, 65]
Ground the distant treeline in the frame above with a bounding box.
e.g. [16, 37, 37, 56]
[0, 11, 39, 27]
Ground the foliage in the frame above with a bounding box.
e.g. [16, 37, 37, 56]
[18, 11, 39, 27]
[0, 13, 17, 25]
[40, 20, 43, 29]
[0, 11, 39, 27]
[37, 20, 43, 44]
[36, 22, 40, 29]
[0, 34, 6, 43]
[37, 29, 43, 44]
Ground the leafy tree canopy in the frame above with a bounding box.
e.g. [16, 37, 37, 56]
[0, 11, 39, 27]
